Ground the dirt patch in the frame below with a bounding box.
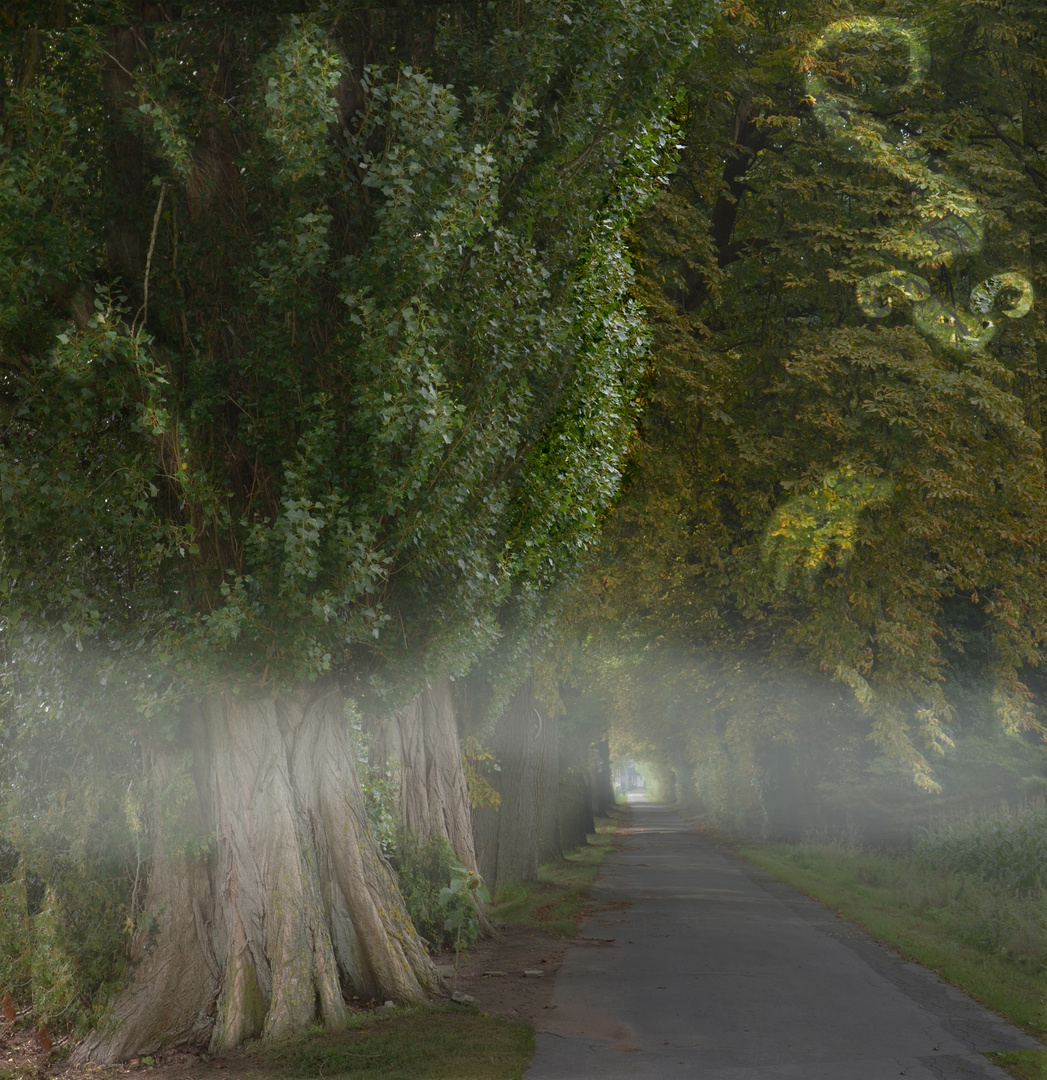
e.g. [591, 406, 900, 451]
[436, 923, 569, 1027]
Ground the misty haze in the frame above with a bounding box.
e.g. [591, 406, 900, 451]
[0, 4, 1044, 1080]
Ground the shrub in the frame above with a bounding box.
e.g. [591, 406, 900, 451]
[0, 873, 31, 1010]
[390, 832, 480, 952]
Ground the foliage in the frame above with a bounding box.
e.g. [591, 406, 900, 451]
[437, 864, 490, 969]
[570, 0, 1047, 801]
[0, 1, 705, 723]
[459, 737, 501, 811]
[914, 800, 1047, 895]
[0, 869, 29, 1009]
[0, 659, 137, 1034]
[0, 853, 131, 1036]
[388, 832, 478, 953]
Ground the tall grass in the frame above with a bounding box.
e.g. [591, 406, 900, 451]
[914, 800, 1047, 895]
[788, 805, 1047, 974]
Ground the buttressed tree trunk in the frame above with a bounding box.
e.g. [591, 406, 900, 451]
[366, 678, 478, 872]
[74, 680, 438, 1064]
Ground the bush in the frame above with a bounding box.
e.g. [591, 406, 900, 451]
[0, 848, 131, 1035]
[0, 872, 31, 1010]
[390, 832, 481, 952]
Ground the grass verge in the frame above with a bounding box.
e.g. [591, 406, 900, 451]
[254, 1005, 533, 1080]
[739, 842, 1047, 1079]
[488, 811, 620, 936]
[992, 1051, 1047, 1080]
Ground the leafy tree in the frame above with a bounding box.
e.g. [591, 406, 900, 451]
[578, 0, 1047, 812]
[0, 0, 703, 1058]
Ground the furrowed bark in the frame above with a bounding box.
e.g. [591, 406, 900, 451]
[74, 680, 437, 1065]
[366, 677, 479, 872]
[366, 677, 492, 933]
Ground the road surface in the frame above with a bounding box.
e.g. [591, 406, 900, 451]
[527, 799, 1043, 1079]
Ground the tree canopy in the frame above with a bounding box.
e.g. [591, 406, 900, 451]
[0, 0, 702, 720]
[575, 0, 1047, 803]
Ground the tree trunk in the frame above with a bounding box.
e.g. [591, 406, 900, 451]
[365, 678, 478, 872]
[557, 769, 595, 853]
[534, 703, 561, 866]
[471, 677, 560, 893]
[74, 680, 438, 1064]
[590, 738, 616, 817]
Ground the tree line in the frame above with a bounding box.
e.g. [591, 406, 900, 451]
[1, 0, 1046, 1061]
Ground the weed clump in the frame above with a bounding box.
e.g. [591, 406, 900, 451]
[388, 832, 482, 952]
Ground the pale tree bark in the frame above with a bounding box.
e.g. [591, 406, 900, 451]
[74, 680, 438, 1064]
[365, 677, 478, 872]
[365, 678, 492, 934]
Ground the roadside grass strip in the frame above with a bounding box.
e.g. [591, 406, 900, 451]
[740, 810, 1047, 1078]
[991, 1050, 1047, 1080]
[256, 1007, 533, 1080]
[489, 812, 620, 936]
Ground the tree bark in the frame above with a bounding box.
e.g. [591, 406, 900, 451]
[557, 769, 594, 853]
[74, 680, 438, 1064]
[535, 703, 562, 866]
[470, 677, 560, 893]
[589, 738, 615, 817]
[365, 678, 478, 872]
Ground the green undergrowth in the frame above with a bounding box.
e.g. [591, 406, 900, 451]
[488, 811, 620, 936]
[738, 831, 1047, 1076]
[250, 1005, 533, 1080]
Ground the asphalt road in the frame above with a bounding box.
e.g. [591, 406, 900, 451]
[526, 798, 1043, 1079]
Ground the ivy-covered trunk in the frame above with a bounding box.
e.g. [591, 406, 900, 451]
[74, 681, 438, 1064]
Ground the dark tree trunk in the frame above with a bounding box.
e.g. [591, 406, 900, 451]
[590, 738, 616, 817]
[557, 769, 595, 853]
[471, 682, 539, 891]
[74, 680, 438, 1064]
[470, 677, 561, 893]
[534, 703, 561, 867]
